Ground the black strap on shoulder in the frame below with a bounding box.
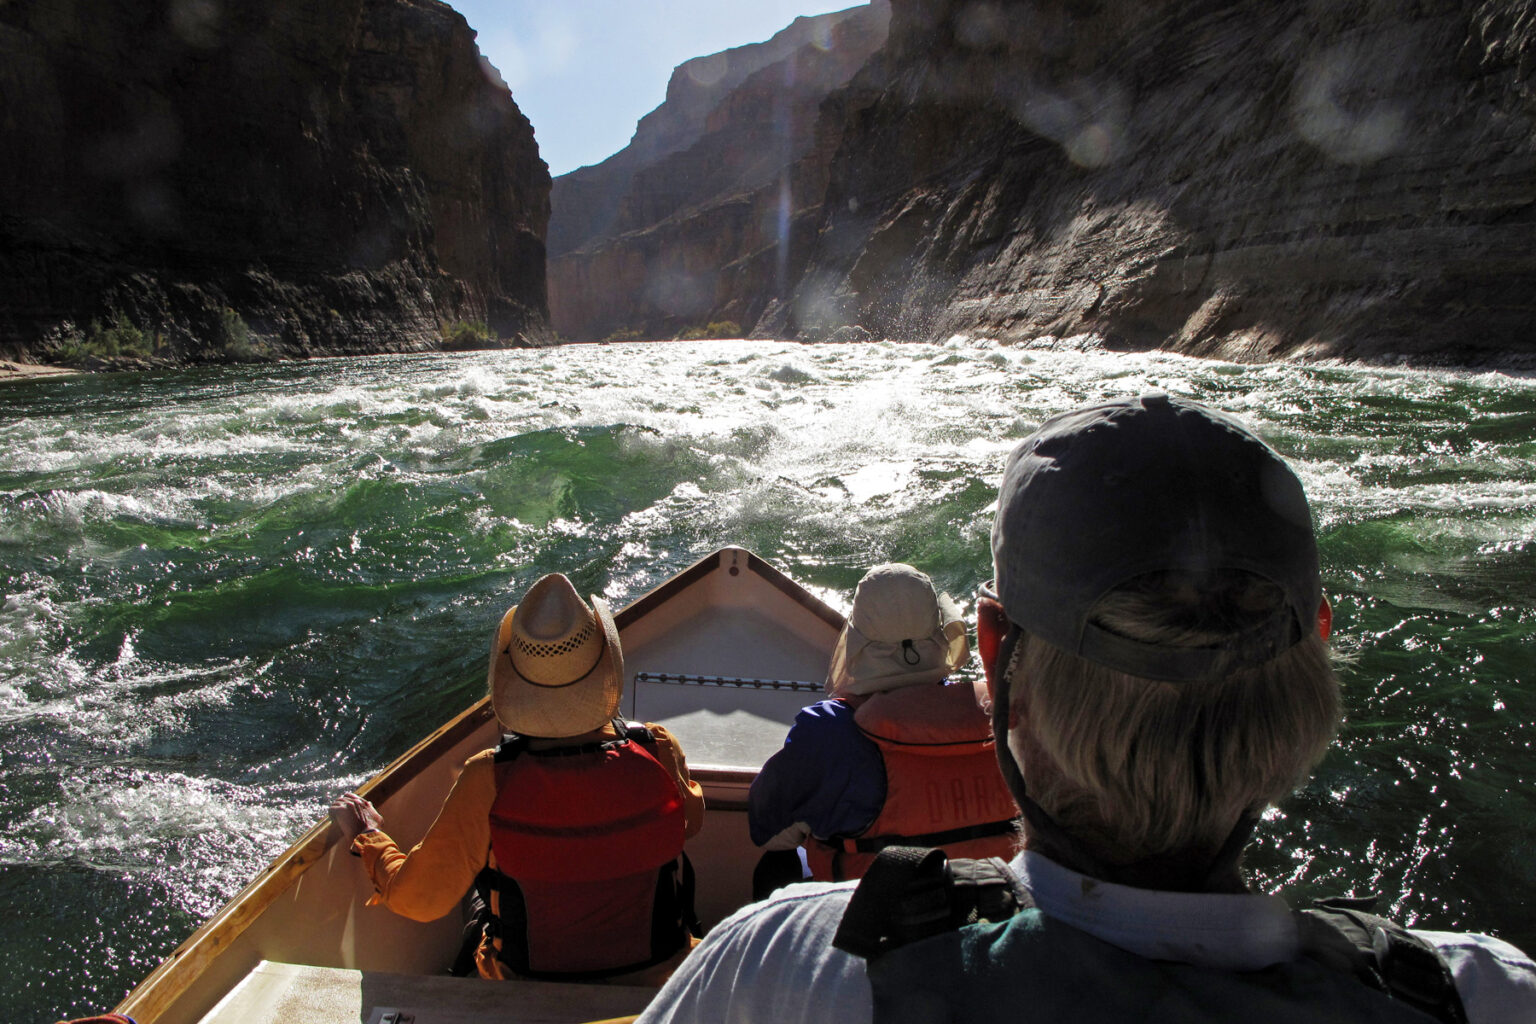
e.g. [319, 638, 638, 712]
[833, 846, 1030, 961]
[679, 850, 702, 937]
[833, 847, 951, 960]
[619, 719, 657, 745]
[493, 733, 529, 763]
[500, 720, 656, 759]
[1297, 897, 1469, 1024]
[845, 817, 1021, 854]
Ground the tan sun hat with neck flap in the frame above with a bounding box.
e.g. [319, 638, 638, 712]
[489, 573, 624, 738]
[827, 563, 969, 698]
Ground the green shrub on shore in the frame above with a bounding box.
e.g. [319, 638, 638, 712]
[52, 313, 157, 363]
[219, 308, 257, 360]
[601, 326, 648, 343]
[89, 314, 152, 359]
[442, 320, 495, 350]
[677, 320, 742, 340]
[45, 308, 265, 365]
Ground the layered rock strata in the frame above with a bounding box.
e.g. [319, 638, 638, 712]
[0, 0, 551, 364]
[547, 2, 890, 342]
[776, 0, 1536, 365]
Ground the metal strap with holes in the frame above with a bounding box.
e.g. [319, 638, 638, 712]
[633, 671, 823, 692]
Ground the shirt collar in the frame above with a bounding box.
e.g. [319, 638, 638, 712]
[1011, 850, 1300, 971]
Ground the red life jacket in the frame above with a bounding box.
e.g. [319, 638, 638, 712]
[479, 720, 694, 978]
[806, 680, 1019, 881]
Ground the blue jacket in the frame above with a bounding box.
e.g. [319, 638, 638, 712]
[748, 699, 885, 847]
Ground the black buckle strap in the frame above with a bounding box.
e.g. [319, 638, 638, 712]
[1371, 921, 1469, 1024]
[834, 847, 950, 960]
[1298, 899, 1469, 1024]
[833, 846, 1031, 961]
[947, 856, 1029, 927]
[679, 851, 703, 938]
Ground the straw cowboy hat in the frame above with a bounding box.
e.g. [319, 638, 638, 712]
[489, 573, 624, 737]
[827, 563, 970, 697]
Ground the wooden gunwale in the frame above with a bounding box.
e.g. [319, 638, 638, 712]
[613, 546, 842, 634]
[116, 546, 827, 1023]
[116, 698, 499, 1023]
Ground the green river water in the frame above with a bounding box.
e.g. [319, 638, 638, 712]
[0, 339, 1532, 1021]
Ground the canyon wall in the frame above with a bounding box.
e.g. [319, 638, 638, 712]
[774, 0, 1536, 365]
[547, 2, 891, 342]
[12, 0, 1529, 367]
[0, 0, 551, 364]
[555, 0, 1535, 366]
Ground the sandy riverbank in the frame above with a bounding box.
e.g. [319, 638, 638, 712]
[0, 361, 82, 383]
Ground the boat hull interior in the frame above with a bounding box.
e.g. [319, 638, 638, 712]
[117, 548, 845, 1024]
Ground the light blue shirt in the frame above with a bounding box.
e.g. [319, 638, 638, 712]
[638, 851, 1536, 1024]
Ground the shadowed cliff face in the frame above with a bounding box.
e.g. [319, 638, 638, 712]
[779, 0, 1536, 365]
[547, 2, 891, 343]
[0, 0, 551, 363]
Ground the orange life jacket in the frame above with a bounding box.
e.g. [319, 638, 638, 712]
[805, 680, 1019, 882]
[478, 720, 694, 978]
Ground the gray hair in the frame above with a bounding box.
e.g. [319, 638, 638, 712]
[1005, 570, 1340, 866]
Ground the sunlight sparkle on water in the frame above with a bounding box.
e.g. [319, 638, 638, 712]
[0, 340, 1533, 1021]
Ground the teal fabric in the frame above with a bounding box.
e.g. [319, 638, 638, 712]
[869, 908, 1440, 1024]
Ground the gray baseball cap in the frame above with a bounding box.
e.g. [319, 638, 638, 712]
[990, 393, 1320, 681]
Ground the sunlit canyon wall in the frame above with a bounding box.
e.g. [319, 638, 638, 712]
[546, 2, 891, 343]
[779, 0, 1536, 365]
[556, 0, 1536, 366]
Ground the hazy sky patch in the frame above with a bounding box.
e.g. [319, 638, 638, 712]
[450, 1, 867, 176]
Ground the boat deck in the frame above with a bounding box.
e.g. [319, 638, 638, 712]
[118, 549, 844, 1024]
[196, 961, 653, 1024]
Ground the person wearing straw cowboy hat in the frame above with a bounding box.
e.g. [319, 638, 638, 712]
[330, 573, 704, 983]
[748, 562, 1018, 891]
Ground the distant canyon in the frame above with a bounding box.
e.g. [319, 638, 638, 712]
[552, 0, 1536, 367]
[4, 0, 1534, 368]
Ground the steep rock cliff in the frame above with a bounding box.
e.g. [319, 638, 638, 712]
[776, 0, 1536, 365]
[0, 0, 551, 364]
[547, 2, 890, 342]
[547, 8, 873, 260]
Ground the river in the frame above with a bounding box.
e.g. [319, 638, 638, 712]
[0, 339, 1532, 1021]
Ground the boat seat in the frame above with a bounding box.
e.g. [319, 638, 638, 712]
[195, 960, 656, 1024]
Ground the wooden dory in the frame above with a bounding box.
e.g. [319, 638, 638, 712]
[116, 547, 844, 1024]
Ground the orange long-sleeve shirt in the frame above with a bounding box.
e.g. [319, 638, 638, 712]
[352, 722, 705, 923]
